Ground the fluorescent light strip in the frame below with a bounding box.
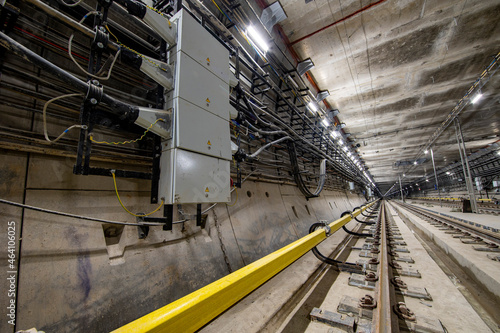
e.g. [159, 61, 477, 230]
[471, 92, 483, 104]
[247, 26, 269, 52]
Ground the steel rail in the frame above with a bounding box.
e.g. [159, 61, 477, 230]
[395, 201, 500, 244]
[112, 201, 378, 333]
[372, 202, 399, 332]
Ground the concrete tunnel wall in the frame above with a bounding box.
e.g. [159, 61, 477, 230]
[0, 149, 366, 332]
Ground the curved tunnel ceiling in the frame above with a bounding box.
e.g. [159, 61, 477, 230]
[276, 0, 500, 193]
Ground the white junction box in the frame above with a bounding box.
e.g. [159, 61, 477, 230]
[160, 9, 231, 204]
[159, 149, 231, 204]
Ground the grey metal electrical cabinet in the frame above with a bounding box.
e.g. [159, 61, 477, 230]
[160, 9, 231, 204]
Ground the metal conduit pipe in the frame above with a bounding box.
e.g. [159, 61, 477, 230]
[22, 0, 158, 54]
[289, 0, 387, 46]
[0, 32, 139, 122]
[112, 201, 379, 333]
[239, 93, 357, 185]
[244, 121, 287, 136]
[244, 94, 359, 182]
[247, 136, 291, 159]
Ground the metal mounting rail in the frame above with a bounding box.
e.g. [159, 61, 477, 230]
[112, 201, 378, 333]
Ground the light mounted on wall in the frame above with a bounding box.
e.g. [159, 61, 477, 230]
[336, 123, 346, 130]
[296, 58, 314, 76]
[328, 109, 340, 118]
[471, 91, 483, 104]
[316, 90, 330, 102]
[246, 25, 269, 53]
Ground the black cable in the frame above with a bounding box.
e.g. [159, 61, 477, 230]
[308, 222, 360, 267]
[340, 211, 372, 237]
[351, 207, 376, 225]
[287, 140, 326, 198]
[0, 198, 163, 226]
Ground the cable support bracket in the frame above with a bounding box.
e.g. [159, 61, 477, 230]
[85, 80, 104, 105]
[92, 26, 109, 51]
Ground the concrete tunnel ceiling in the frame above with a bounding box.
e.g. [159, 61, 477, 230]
[272, 0, 500, 193]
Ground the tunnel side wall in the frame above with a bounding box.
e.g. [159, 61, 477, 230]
[0, 151, 365, 332]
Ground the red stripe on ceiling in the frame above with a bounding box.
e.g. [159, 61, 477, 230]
[290, 0, 388, 46]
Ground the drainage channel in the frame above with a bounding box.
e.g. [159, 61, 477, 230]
[297, 200, 491, 333]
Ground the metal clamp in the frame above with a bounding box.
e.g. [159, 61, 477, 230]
[318, 220, 331, 236]
[393, 302, 416, 321]
[365, 272, 378, 282]
[92, 26, 109, 51]
[359, 295, 377, 309]
[340, 210, 354, 220]
[391, 277, 408, 289]
[85, 80, 104, 105]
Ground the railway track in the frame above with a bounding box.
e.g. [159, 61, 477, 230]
[395, 201, 500, 249]
[202, 200, 500, 332]
[294, 200, 497, 332]
[410, 198, 500, 216]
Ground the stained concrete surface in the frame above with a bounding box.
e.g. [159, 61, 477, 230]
[0, 152, 27, 333]
[278, 0, 500, 189]
[0, 150, 364, 332]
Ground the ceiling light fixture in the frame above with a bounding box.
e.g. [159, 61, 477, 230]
[246, 25, 269, 53]
[424, 150, 428, 154]
[414, 161, 418, 165]
[471, 92, 483, 104]
[307, 101, 318, 113]
[330, 130, 339, 138]
[321, 118, 330, 127]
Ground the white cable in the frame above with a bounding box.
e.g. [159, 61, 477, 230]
[59, 0, 84, 7]
[43, 93, 85, 143]
[68, 12, 121, 80]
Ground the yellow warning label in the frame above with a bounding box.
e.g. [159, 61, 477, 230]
[205, 187, 209, 193]
[206, 98, 211, 103]
[206, 57, 210, 63]
[207, 140, 212, 146]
